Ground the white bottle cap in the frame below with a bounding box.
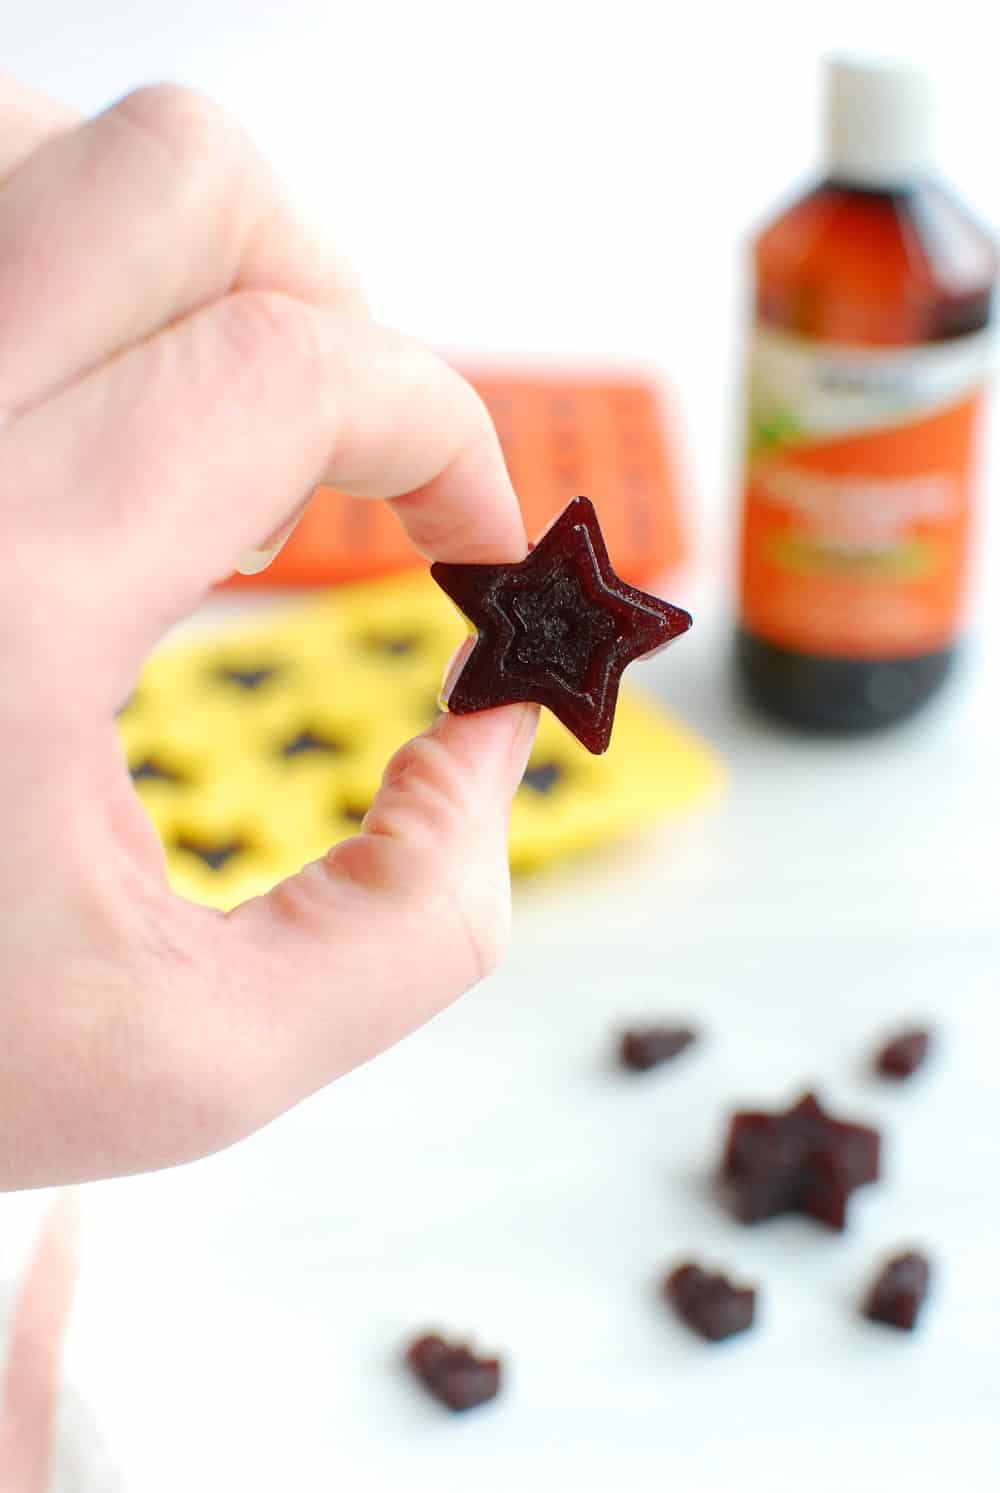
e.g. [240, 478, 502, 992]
[825, 57, 934, 188]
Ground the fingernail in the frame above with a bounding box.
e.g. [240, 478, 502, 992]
[235, 522, 297, 577]
[236, 543, 283, 576]
[235, 497, 312, 577]
[510, 702, 539, 770]
[439, 635, 476, 706]
[516, 702, 540, 752]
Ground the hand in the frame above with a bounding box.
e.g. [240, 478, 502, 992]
[0, 76, 536, 1189]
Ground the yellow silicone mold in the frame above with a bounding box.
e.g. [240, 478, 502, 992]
[118, 572, 721, 909]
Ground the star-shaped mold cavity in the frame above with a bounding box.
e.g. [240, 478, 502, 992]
[280, 727, 343, 759]
[430, 496, 692, 753]
[174, 834, 246, 872]
[129, 756, 184, 785]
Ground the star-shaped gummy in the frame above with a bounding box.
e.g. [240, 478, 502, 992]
[430, 496, 692, 754]
[721, 1092, 881, 1231]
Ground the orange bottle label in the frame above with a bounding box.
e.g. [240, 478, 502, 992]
[739, 326, 992, 658]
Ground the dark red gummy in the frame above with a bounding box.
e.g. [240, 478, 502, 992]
[665, 1262, 756, 1343]
[406, 1333, 501, 1412]
[721, 1092, 880, 1231]
[620, 1026, 696, 1072]
[875, 1028, 932, 1080]
[864, 1251, 931, 1330]
[431, 496, 692, 754]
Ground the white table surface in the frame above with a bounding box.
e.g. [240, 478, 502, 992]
[3, 5, 1000, 1490]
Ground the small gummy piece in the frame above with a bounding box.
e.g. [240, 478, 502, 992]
[406, 1333, 501, 1412]
[431, 496, 691, 754]
[665, 1262, 756, 1343]
[619, 1026, 696, 1072]
[875, 1028, 932, 1080]
[864, 1251, 931, 1331]
[721, 1091, 881, 1232]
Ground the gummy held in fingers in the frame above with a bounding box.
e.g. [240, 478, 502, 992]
[431, 497, 692, 753]
[120, 570, 720, 907]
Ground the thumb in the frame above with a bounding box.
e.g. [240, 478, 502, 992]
[0, 701, 539, 1189]
[220, 701, 539, 1130]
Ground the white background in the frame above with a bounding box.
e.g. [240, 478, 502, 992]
[3, 3, 1000, 1490]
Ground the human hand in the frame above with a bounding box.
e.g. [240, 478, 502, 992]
[0, 76, 536, 1189]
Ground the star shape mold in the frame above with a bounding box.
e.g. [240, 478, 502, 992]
[430, 497, 692, 753]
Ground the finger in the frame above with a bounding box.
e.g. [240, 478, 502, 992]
[0, 73, 77, 183]
[234, 493, 312, 577]
[2, 298, 526, 704]
[220, 704, 539, 1135]
[0, 704, 536, 1185]
[0, 82, 366, 418]
[0, 1194, 78, 1493]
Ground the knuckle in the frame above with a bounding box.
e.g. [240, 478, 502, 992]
[213, 289, 327, 400]
[334, 832, 510, 986]
[113, 82, 235, 172]
[372, 733, 468, 838]
[382, 732, 450, 794]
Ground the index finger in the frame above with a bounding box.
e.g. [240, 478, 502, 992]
[324, 323, 530, 567]
[0, 73, 76, 182]
[3, 300, 528, 690]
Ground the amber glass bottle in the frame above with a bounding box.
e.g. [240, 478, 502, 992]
[737, 59, 997, 730]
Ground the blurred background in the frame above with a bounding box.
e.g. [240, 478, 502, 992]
[3, 3, 999, 1490]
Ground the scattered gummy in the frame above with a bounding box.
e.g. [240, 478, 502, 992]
[875, 1028, 931, 1080]
[406, 1333, 501, 1412]
[664, 1262, 757, 1343]
[620, 1026, 697, 1072]
[864, 1251, 931, 1331]
[721, 1092, 880, 1231]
